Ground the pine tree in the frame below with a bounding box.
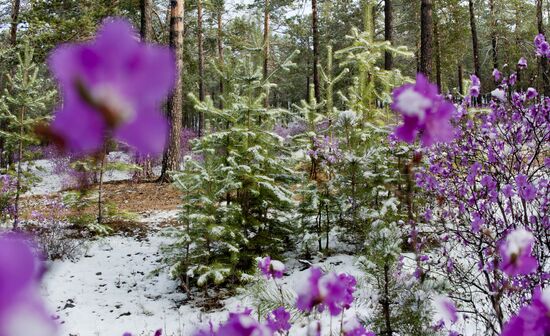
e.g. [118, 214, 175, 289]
[0, 44, 54, 229]
[168, 52, 299, 293]
[159, 0, 184, 183]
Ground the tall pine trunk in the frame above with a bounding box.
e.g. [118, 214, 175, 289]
[312, 0, 321, 103]
[489, 0, 498, 71]
[420, 0, 433, 79]
[217, 7, 224, 109]
[10, 0, 20, 46]
[1, 0, 21, 168]
[537, 0, 550, 96]
[458, 63, 464, 96]
[197, 0, 205, 136]
[263, 0, 270, 108]
[159, 0, 184, 183]
[135, 0, 155, 180]
[434, 11, 442, 91]
[384, 0, 393, 70]
[469, 0, 481, 103]
[13, 105, 26, 230]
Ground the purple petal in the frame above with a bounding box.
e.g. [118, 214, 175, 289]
[115, 107, 168, 154]
[51, 102, 105, 153]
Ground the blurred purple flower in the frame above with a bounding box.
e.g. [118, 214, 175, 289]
[216, 311, 272, 336]
[502, 287, 550, 336]
[257, 256, 285, 280]
[49, 18, 175, 154]
[499, 229, 538, 277]
[518, 57, 528, 69]
[391, 73, 456, 147]
[266, 307, 291, 332]
[526, 87, 538, 100]
[434, 296, 458, 325]
[296, 269, 356, 316]
[493, 69, 501, 82]
[535, 34, 550, 57]
[469, 75, 481, 98]
[516, 174, 537, 202]
[342, 317, 376, 336]
[0, 234, 57, 336]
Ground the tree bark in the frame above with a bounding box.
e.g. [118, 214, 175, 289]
[537, 0, 550, 96]
[263, 0, 270, 109]
[97, 148, 106, 225]
[217, 7, 224, 109]
[140, 0, 153, 41]
[13, 105, 26, 230]
[489, 0, 498, 71]
[458, 63, 464, 96]
[159, 0, 184, 183]
[420, 0, 433, 79]
[312, 0, 321, 103]
[135, 0, 155, 180]
[2, 0, 21, 168]
[382, 262, 393, 336]
[468, 0, 481, 78]
[434, 12, 442, 91]
[197, 0, 205, 137]
[10, 0, 21, 46]
[384, 0, 393, 70]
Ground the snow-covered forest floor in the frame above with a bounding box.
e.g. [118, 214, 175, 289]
[23, 158, 374, 336]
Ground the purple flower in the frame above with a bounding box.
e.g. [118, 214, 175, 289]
[516, 174, 537, 201]
[434, 296, 458, 325]
[48, 18, 175, 154]
[471, 213, 484, 233]
[499, 229, 538, 277]
[391, 74, 456, 147]
[216, 311, 272, 336]
[342, 317, 376, 336]
[469, 74, 481, 98]
[296, 269, 356, 316]
[0, 235, 37, 311]
[518, 57, 528, 69]
[526, 87, 538, 100]
[296, 268, 323, 313]
[266, 307, 291, 333]
[509, 73, 518, 86]
[502, 184, 515, 198]
[492, 88, 506, 101]
[0, 234, 57, 336]
[338, 273, 357, 310]
[258, 256, 285, 279]
[502, 287, 550, 336]
[493, 69, 501, 82]
[535, 34, 550, 57]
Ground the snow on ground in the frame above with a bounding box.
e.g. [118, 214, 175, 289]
[41, 209, 372, 336]
[25, 152, 140, 196]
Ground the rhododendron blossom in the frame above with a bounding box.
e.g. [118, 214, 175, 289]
[48, 18, 175, 154]
[296, 268, 357, 316]
[434, 296, 458, 326]
[469, 74, 480, 97]
[493, 68, 501, 82]
[535, 34, 550, 57]
[502, 287, 550, 336]
[391, 73, 455, 147]
[342, 317, 376, 336]
[266, 307, 291, 333]
[258, 256, 285, 279]
[526, 87, 538, 100]
[491, 88, 506, 101]
[499, 229, 538, 277]
[518, 57, 528, 69]
[0, 234, 57, 336]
